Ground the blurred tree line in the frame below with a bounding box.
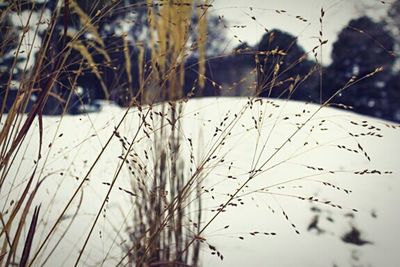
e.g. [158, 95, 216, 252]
[1, 0, 400, 122]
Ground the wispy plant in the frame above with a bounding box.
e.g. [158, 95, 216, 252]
[0, 1, 398, 267]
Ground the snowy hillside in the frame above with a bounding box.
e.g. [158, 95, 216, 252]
[2, 97, 400, 267]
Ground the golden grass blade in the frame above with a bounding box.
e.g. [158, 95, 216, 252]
[0, 167, 37, 238]
[68, 0, 105, 48]
[70, 40, 110, 99]
[122, 33, 133, 90]
[197, 0, 208, 89]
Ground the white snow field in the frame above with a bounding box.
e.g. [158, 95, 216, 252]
[1, 97, 400, 267]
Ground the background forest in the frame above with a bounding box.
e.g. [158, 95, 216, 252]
[1, 0, 400, 121]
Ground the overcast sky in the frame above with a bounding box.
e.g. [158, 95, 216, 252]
[211, 0, 390, 64]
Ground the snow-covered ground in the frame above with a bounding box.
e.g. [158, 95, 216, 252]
[2, 97, 400, 267]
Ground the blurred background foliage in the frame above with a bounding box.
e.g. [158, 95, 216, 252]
[1, 0, 400, 122]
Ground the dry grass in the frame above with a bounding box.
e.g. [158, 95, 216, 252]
[0, 1, 398, 267]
